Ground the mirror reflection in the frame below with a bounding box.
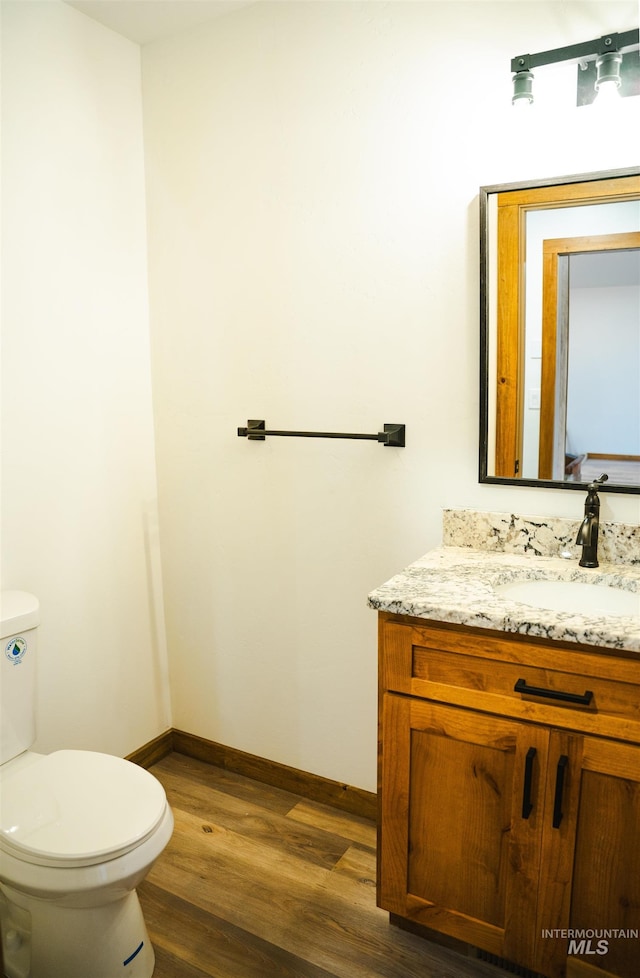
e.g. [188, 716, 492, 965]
[480, 168, 640, 493]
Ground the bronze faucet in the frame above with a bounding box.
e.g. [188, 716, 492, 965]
[575, 474, 608, 568]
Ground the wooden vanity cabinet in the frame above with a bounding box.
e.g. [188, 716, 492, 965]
[377, 614, 640, 978]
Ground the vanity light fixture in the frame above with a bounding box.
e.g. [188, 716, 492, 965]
[511, 29, 640, 107]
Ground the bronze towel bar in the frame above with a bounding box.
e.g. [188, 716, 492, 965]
[237, 420, 405, 447]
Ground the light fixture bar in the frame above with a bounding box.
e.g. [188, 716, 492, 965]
[511, 29, 639, 75]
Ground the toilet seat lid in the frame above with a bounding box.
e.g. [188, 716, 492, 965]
[0, 750, 167, 867]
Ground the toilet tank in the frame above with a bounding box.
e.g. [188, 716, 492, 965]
[1, 591, 40, 765]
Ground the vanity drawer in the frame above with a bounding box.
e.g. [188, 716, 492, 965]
[380, 616, 640, 743]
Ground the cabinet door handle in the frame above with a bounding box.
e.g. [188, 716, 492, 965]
[522, 747, 536, 819]
[552, 755, 569, 828]
[514, 678, 593, 706]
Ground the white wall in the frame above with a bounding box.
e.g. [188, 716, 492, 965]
[3, 1, 639, 792]
[1, 1, 171, 756]
[142, 1, 640, 792]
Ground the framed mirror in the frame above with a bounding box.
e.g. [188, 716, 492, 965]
[480, 167, 640, 493]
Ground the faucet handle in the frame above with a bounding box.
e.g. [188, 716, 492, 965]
[589, 473, 609, 490]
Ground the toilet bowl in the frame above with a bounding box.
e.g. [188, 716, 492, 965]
[0, 592, 174, 977]
[0, 752, 174, 978]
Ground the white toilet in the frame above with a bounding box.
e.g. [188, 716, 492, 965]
[0, 591, 174, 977]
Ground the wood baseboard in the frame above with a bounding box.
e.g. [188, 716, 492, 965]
[126, 729, 174, 768]
[130, 728, 376, 821]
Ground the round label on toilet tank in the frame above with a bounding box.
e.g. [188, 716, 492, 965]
[5, 637, 27, 665]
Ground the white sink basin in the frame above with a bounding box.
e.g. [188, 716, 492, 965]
[494, 580, 640, 617]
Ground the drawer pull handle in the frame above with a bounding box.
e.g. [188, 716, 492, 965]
[522, 747, 536, 819]
[552, 755, 569, 828]
[514, 678, 593, 706]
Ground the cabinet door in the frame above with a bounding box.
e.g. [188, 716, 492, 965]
[560, 737, 640, 978]
[380, 692, 549, 970]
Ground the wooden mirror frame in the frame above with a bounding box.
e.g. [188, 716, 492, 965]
[479, 167, 640, 494]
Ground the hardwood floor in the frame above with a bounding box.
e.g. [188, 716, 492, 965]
[140, 753, 502, 978]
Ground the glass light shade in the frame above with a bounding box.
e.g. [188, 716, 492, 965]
[595, 51, 623, 91]
[594, 78, 623, 105]
[512, 70, 534, 106]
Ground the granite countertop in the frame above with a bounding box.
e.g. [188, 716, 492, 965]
[368, 547, 640, 653]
